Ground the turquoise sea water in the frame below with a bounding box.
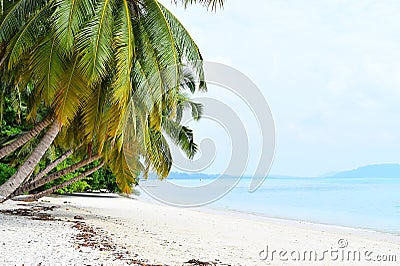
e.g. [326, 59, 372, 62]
[139, 176, 400, 234]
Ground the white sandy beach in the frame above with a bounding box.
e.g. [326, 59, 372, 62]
[0, 194, 399, 266]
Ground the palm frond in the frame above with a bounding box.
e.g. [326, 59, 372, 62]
[52, 0, 95, 54]
[159, 3, 207, 91]
[76, 0, 115, 84]
[162, 119, 198, 159]
[111, 0, 135, 108]
[0, 0, 49, 43]
[30, 36, 67, 106]
[81, 83, 107, 146]
[144, 127, 172, 179]
[174, 92, 203, 123]
[140, 0, 181, 90]
[6, 1, 53, 69]
[107, 145, 137, 193]
[52, 58, 88, 126]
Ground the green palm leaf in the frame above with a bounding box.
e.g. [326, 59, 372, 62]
[52, 0, 95, 54]
[140, 0, 181, 89]
[0, 0, 49, 43]
[111, 0, 135, 108]
[6, 1, 53, 69]
[144, 127, 172, 179]
[159, 3, 207, 91]
[81, 83, 107, 147]
[52, 58, 88, 126]
[30, 36, 66, 106]
[76, 0, 115, 84]
[108, 144, 137, 193]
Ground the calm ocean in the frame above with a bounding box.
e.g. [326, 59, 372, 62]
[139, 176, 400, 234]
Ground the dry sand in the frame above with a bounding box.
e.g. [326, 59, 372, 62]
[0, 194, 399, 265]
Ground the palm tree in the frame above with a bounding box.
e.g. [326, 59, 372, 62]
[10, 89, 202, 198]
[0, 0, 223, 201]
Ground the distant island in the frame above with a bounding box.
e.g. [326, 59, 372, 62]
[167, 172, 221, 180]
[331, 164, 400, 178]
[163, 164, 400, 180]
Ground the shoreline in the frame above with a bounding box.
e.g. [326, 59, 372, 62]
[1, 194, 400, 265]
[135, 193, 400, 241]
[200, 205, 400, 241]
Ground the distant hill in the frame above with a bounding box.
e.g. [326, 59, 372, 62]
[332, 164, 400, 178]
[166, 173, 301, 180]
[147, 164, 400, 180]
[167, 172, 219, 180]
[142, 172, 220, 180]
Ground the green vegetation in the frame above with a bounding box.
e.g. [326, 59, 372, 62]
[0, 97, 120, 192]
[0, 163, 15, 186]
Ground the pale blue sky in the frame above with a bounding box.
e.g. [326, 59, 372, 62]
[160, 0, 400, 177]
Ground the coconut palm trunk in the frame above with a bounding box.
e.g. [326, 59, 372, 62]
[0, 117, 53, 160]
[18, 155, 102, 195]
[0, 120, 60, 202]
[21, 162, 104, 201]
[28, 148, 74, 184]
[11, 148, 75, 197]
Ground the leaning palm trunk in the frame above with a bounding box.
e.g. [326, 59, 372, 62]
[18, 155, 102, 195]
[0, 120, 60, 202]
[27, 149, 74, 184]
[11, 149, 75, 197]
[0, 117, 52, 160]
[21, 162, 105, 201]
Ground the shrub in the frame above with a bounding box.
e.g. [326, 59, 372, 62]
[0, 163, 16, 186]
